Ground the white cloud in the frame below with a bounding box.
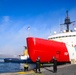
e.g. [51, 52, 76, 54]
[2, 16, 10, 23]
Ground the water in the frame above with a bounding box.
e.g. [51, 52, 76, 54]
[0, 58, 36, 73]
[0, 58, 21, 73]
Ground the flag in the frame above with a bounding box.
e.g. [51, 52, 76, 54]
[27, 26, 30, 30]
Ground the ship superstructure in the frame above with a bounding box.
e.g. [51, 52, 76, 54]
[48, 11, 76, 46]
[48, 31, 76, 47]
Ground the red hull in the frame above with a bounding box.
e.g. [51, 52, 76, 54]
[26, 37, 70, 63]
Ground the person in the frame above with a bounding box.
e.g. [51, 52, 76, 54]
[36, 56, 41, 73]
[53, 57, 57, 73]
[24, 63, 28, 71]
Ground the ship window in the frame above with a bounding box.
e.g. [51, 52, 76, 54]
[49, 34, 76, 39]
[62, 36, 65, 37]
[72, 35, 76, 37]
[60, 36, 62, 38]
[69, 35, 71, 37]
[52, 36, 55, 38]
[65, 36, 67, 37]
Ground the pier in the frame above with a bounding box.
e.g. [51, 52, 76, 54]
[0, 64, 76, 75]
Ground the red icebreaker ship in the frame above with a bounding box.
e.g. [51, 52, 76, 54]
[26, 37, 70, 63]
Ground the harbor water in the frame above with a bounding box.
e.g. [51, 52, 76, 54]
[0, 58, 36, 73]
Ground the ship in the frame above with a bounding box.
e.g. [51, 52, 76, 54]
[26, 11, 76, 63]
[4, 46, 29, 63]
[19, 46, 29, 60]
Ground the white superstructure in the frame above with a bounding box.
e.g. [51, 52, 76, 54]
[48, 31, 76, 47]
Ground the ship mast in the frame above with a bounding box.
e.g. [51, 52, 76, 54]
[60, 10, 75, 32]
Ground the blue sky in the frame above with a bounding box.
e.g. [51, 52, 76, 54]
[0, 0, 76, 56]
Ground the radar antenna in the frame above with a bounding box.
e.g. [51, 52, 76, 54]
[60, 10, 75, 32]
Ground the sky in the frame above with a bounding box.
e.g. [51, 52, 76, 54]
[0, 0, 76, 57]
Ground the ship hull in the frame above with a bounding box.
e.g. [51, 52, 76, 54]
[4, 58, 32, 63]
[4, 58, 26, 63]
[26, 37, 70, 63]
